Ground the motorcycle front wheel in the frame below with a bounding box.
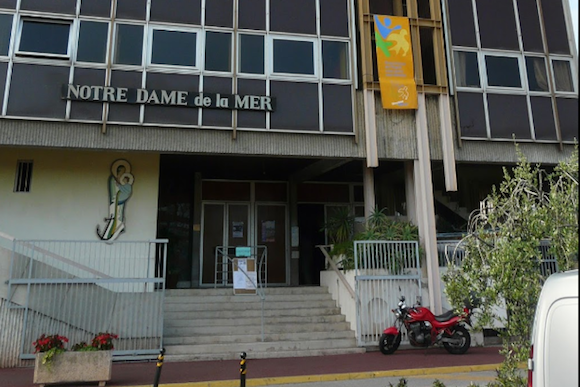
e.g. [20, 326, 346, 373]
[379, 333, 401, 355]
[443, 325, 471, 354]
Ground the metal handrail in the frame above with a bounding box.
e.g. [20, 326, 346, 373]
[316, 244, 355, 300]
[213, 246, 267, 341]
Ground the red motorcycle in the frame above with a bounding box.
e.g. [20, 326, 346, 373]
[379, 295, 477, 355]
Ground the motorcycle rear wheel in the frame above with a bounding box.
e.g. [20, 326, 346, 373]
[379, 333, 401, 355]
[443, 325, 471, 354]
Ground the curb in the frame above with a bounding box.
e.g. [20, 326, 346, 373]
[124, 363, 503, 387]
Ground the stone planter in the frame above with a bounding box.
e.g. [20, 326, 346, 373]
[33, 351, 112, 387]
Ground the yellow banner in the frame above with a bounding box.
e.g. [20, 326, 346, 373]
[373, 15, 417, 109]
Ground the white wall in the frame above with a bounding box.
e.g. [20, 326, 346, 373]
[0, 148, 160, 241]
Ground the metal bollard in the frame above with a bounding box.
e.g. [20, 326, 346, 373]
[153, 348, 166, 387]
[239, 352, 247, 387]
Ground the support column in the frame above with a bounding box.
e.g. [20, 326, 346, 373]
[363, 165, 376, 218]
[414, 94, 442, 314]
[404, 161, 417, 225]
[191, 172, 202, 288]
[289, 180, 299, 285]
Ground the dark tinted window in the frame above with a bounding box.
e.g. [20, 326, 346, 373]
[150, 0, 201, 25]
[420, 27, 437, 85]
[270, 81, 318, 131]
[552, 60, 574, 92]
[80, 0, 112, 17]
[320, 0, 349, 37]
[20, 0, 76, 14]
[541, 0, 570, 54]
[273, 39, 314, 75]
[237, 78, 266, 128]
[485, 56, 521, 88]
[202, 76, 232, 127]
[447, 0, 477, 47]
[205, 0, 233, 28]
[530, 96, 557, 140]
[417, 0, 431, 19]
[205, 32, 231, 72]
[323, 84, 353, 133]
[369, 0, 394, 15]
[108, 70, 142, 122]
[240, 34, 264, 74]
[0, 0, 17, 9]
[487, 94, 530, 139]
[557, 98, 579, 141]
[476, 0, 519, 50]
[77, 21, 108, 63]
[0, 14, 12, 56]
[516, 0, 543, 52]
[145, 73, 199, 125]
[525, 57, 548, 92]
[152, 30, 197, 67]
[7, 64, 69, 118]
[19, 21, 69, 56]
[238, 0, 265, 30]
[114, 24, 143, 65]
[0, 62, 7, 108]
[322, 41, 348, 79]
[454, 51, 480, 87]
[457, 92, 487, 137]
[116, 0, 147, 20]
[270, 0, 316, 34]
[70, 68, 106, 121]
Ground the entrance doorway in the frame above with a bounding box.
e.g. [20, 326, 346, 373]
[201, 201, 288, 286]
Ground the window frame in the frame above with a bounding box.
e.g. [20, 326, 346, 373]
[237, 32, 266, 77]
[321, 39, 351, 81]
[481, 52, 525, 92]
[15, 17, 75, 59]
[0, 12, 15, 58]
[267, 35, 319, 80]
[202, 29, 233, 74]
[75, 19, 110, 64]
[549, 56, 577, 95]
[147, 25, 202, 70]
[112, 22, 145, 67]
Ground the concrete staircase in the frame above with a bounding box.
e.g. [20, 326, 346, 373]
[162, 286, 365, 361]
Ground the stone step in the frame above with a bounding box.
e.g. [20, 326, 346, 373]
[163, 299, 337, 312]
[164, 321, 352, 336]
[164, 337, 359, 356]
[163, 306, 342, 319]
[164, 313, 346, 327]
[164, 293, 333, 304]
[162, 286, 361, 361]
[163, 330, 355, 345]
[163, 347, 366, 362]
[165, 286, 330, 297]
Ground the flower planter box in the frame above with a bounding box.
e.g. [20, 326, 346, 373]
[33, 351, 112, 387]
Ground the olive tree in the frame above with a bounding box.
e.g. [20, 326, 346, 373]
[443, 145, 578, 387]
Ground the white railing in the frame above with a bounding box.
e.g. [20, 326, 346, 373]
[2, 238, 167, 363]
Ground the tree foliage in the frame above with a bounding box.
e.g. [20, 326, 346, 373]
[443, 145, 578, 386]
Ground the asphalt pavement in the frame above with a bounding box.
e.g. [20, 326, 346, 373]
[0, 346, 505, 387]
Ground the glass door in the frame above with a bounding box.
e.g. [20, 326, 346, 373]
[201, 203, 250, 286]
[256, 204, 287, 284]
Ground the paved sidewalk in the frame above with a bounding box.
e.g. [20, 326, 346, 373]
[1, 346, 504, 387]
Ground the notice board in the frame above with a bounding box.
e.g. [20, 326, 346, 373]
[233, 258, 257, 295]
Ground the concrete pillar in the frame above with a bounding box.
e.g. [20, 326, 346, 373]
[363, 165, 376, 219]
[414, 94, 442, 314]
[404, 161, 417, 225]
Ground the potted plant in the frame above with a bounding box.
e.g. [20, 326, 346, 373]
[33, 332, 117, 387]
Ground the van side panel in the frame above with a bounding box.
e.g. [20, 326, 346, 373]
[545, 298, 578, 387]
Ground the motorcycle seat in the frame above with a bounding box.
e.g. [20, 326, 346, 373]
[434, 310, 456, 322]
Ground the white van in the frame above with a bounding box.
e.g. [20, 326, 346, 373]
[528, 269, 578, 387]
